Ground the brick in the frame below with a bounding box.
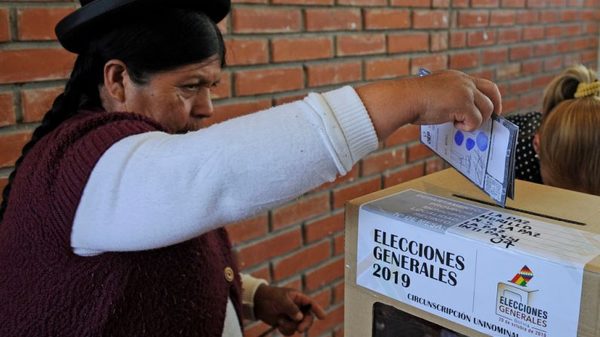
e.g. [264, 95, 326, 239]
[468, 30, 496, 46]
[0, 8, 9, 42]
[17, 7, 74, 41]
[272, 241, 331, 280]
[540, 10, 560, 23]
[426, 157, 447, 174]
[510, 45, 533, 61]
[272, 0, 333, 3]
[411, 54, 447, 73]
[304, 257, 344, 292]
[333, 281, 344, 304]
[531, 74, 555, 90]
[472, 0, 500, 6]
[509, 79, 532, 93]
[450, 31, 467, 48]
[336, 34, 386, 56]
[332, 177, 380, 209]
[365, 57, 409, 80]
[0, 92, 15, 127]
[332, 233, 343, 256]
[383, 163, 425, 187]
[556, 40, 571, 53]
[0, 131, 32, 169]
[0, 49, 75, 84]
[235, 67, 303, 96]
[523, 26, 545, 40]
[545, 26, 563, 38]
[205, 99, 272, 127]
[390, 0, 431, 6]
[407, 143, 433, 162]
[226, 213, 268, 245]
[233, 0, 268, 3]
[364, 9, 410, 30]
[304, 212, 344, 243]
[306, 61, 361, 88]
[306, 305, 344, 337]
[564, 23, 583, 36]
[517, 92, 540, 110]
[458, 10, 489, 28]
[388, 32, 429, 53]
[305, 8, 361, 32]
[497, 28, 521, 43]
[272, 192, 330, 229]
[272, 36, 333, 62]
[362, 148, 406, 176]
[490, 10, 516, 26]
[516, 10, 539, 24]
[544, 56, 563, 71]
[225, 38, 269, 66]
[384, 124, 420, 146]
[496, 63, 521, 80]
[309, 287, 333, 311]
[413, 10, 449, 29]
[527, 0, 547, 7]
[338, 0, 386, 4]
[483, 48, 508, 65]
[502, 97, 518, 115]
[236, 228, 302, 269]
[534, 43, 556, 57]
[430, 32, 448, 51]
[232, 8, 301, 33]
[21, 87, 63, 123]
[450, 51, 479, 69]
[522, 60, 543, 75]
[502, 0, 526, 6]
[453, 0, 471, 6]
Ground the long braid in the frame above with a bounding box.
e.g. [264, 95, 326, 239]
[0, 54, 100, 222]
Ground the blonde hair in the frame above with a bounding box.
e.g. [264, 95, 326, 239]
[538, 64, 600, 196]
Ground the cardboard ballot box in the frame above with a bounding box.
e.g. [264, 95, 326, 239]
[344, 168, 600, 337]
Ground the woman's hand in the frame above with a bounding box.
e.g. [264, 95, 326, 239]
[254, 284, 327, 335]
[356, 69, 502, 139]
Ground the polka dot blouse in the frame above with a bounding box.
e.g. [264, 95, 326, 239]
[506, 111, 543, 184]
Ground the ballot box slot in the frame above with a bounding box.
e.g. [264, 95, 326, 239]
[452, 194, 586, 226]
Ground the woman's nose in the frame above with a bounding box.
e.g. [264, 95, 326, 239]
[192, 89, 214, 118]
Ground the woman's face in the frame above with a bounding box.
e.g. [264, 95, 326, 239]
[123, 57, 222, 133]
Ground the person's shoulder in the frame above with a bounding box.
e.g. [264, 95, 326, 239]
[68, 110, 165, 132]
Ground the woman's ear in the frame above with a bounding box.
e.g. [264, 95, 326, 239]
[533, 132, 540, 156]
[103, 59, 129, 103]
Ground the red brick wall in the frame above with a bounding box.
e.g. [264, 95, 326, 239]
[1, 1, 599, 336]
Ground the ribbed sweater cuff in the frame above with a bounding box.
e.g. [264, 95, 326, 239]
[322, 86, 378, 166]
[241, 274, 268, 320]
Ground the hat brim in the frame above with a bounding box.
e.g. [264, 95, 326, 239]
[55, 0, 230, 53]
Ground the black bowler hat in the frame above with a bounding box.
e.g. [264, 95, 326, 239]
[55, 0, 230, 53]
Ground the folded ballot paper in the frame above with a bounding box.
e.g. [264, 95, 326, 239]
[418, 68, 519, 207]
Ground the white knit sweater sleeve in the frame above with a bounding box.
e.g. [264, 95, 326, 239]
[71, 86, 377, 255]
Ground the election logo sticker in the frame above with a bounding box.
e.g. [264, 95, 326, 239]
[496, 266, 549, 336]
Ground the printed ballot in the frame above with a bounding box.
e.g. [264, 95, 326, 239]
[417, 68, 518, 207]
[420, 116, 518, 207]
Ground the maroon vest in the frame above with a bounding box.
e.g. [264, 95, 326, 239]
[0, 111, 242, 337]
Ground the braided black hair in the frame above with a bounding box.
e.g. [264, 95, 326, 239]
[0, 9, 225, 222]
